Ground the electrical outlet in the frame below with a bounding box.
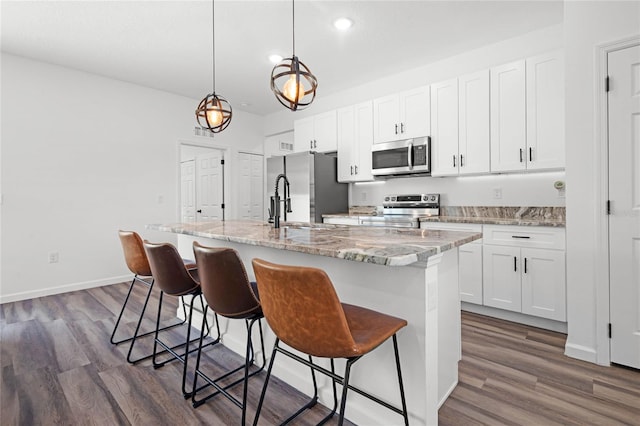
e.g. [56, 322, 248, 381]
[493, 187, 503, 199]
[48, 252, 59, 263]
[360, 192, 368, 202]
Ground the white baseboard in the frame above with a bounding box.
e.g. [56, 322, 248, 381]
[0, 274, 132, 304]
[438, 377, 458, 409]
[564, 342, 598, 364]
[461, 302, 568, 333]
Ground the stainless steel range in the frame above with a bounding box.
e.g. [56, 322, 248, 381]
[358, 194, 440, 228]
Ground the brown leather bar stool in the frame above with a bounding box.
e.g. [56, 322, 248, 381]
[112, 230, 195, 364]
[251, 258, 409, 426]
[190, 242, 266, 425]
[144, 240, 219, 398]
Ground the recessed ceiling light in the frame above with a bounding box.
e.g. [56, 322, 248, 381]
[333, 17, 353, 31]
[268, 54, 283, 64]
[239, 102, 251, 107]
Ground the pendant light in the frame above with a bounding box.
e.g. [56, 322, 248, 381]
[196, 0, 232, 133]
[270, 0, 318, 111]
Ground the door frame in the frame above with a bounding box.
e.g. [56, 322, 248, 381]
[177, 139, 229, 222]
[594, 35, 640, 365]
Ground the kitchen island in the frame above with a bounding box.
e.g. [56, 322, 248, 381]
[148, 220, 482, 426]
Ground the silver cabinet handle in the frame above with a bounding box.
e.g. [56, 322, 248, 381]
[401, 122, 405, 133]
[519, 148, 524, 163]
[354, 165, 358, 175]
[460, 154, 464, 167]
[395, 124, 398, 134]
[453, 155, 456, 168]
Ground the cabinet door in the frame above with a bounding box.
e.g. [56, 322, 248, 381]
[526, 51, 565, 170]
[313, 110, 337, 152]
[460, 243, 483, 304]
[483, 245, 521, 312]
[353, 101, 374, 181]
[336, 106, 356, 182]
[459, 69, 490, 175]
[490, 60, 526, 172]
[294, 116, 315, 152]
[400, 86, 430, 139]
[521, 248, 566, 321]
[373, 94, 400, 144]
[430, 79, 459, 177]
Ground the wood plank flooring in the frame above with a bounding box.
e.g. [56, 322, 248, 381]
[2, 283, 639, 425]
[1, 282, 348, 425]
[440, 312, 640, 426]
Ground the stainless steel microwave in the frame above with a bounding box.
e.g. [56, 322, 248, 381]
[371, 137, 431, 176]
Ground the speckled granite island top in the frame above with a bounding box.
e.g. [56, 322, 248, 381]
[147, 220, 482, 267]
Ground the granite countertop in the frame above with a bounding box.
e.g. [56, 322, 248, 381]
[324, 206, 566, 227]
[147, 220, 482, 267]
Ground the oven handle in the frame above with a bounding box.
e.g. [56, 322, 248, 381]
[407, 142, 413, 170]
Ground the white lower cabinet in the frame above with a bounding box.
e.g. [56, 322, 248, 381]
[421, 222, 483, 305]
[482, 225, 566, 322]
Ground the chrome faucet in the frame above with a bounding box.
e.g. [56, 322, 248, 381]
[268, 174, 292, 228]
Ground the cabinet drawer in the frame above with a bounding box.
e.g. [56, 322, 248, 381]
[420, 222, 483, 244]
[483, 225, 565, 250]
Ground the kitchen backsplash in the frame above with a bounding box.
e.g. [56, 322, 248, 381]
[349, 171, 566, 208]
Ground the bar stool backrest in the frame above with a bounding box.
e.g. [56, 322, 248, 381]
[193, 242, 261, 319]
[118, 230, 152, 277]
[252, 258, 358, 358]
[144, 241, 200, 296]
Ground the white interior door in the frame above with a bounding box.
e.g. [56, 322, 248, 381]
[180, 160, 196, 222]
[609, 44, 640, 369]
[196, 150, 224, 221]
[238, 152, 264, 220]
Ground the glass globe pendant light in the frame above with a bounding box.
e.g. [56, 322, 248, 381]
[270, 0, 318, 111]
[196, 0, 232, 133]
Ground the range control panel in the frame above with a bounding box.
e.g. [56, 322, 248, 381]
[383, 193, 439, 207]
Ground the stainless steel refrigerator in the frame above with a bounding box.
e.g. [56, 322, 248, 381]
[266, 151, 348, 223]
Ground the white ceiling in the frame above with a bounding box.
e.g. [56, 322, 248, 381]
[1, 1, 564, 116]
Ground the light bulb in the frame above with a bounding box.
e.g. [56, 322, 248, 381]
[207, 108, 223, 126]
[283, 74, 305, 102]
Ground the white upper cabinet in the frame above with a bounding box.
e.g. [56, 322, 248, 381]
[458, 69, 490, 175]
[490, 60, 527, 172]
[490, 52, 565, 173]
[337, 101, 374, 183]
[430, 78, 459, 176]
[526, 50, 565, 170]
[373, 86, 430, 144]
[294, 110, 337, 153]
[431, 71, 490, 177]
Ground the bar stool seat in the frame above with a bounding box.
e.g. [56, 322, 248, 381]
[144, 240, 219, 398]
[112, 230, 195, 364]
[190, 242, 266, 425]
[251, 258, 409, 426]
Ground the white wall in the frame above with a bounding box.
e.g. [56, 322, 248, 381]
[0, 53, 264, 302]
[264, 24, 565, 208]
[563, 1, 640, 364]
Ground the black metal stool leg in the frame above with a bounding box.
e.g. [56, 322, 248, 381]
[337, 359, 354, 426]
[110, 275, 141, 344]
[393, 334, 409, 426]
[253, 339, 279, 426]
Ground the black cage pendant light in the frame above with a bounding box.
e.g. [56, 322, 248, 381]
[270, 0, 318, 111]
[196, 0, 232, 133]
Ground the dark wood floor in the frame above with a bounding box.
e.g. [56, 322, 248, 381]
[2, 282, 639, 425]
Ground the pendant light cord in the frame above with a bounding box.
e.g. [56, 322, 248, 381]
[212, 0, 216, 93]
[292, 0, 295, 56]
